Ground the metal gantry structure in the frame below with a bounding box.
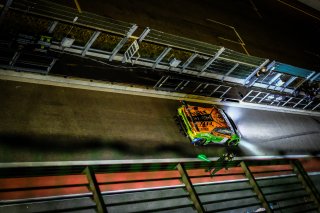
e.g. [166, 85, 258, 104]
[0, 0, 319, 112]
[0, 159, 319, 213]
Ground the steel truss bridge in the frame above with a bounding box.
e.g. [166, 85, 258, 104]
[0, 0, 319, 113]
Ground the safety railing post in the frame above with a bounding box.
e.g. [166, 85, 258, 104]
[241, 90, 253, 101]
[240, 161, 272, 213]
[250, 91, 261, 102]
[9, 51, 20, 67]
[293, 97, 305, 108]
[46, 58, 57, 74]
[193, 83, 203, 93]
[153, 76, 166, 88]
[220, 86, 231, 98]
[82, 31, 101, 56]
[83, 166, 107, 213]
[176, 163, 205, 213]
[221, 63, 239, 81]
[312, 103, 320, 111]
[209, 85, 221, 96]
[303, 101, 313, 109]
[282, 97, 293, 107]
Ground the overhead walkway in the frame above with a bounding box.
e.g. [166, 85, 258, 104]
[0, 0, 319, 114]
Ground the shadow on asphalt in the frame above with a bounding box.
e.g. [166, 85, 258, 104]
[0, 133, 251, 161]
[0, 133, 217, 159]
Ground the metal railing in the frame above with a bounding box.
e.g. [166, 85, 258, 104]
[153, 75, 232, 99]
[0, 159, 319, 213]
[241, 90, 320, 111]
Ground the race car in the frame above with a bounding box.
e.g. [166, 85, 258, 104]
[177, 101, 240, 146]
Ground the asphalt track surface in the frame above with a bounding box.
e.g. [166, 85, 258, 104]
[1, 79, 320, 162]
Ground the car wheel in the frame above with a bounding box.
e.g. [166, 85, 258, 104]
[228, 140, 239, 146]
[192, 138, 206, 146]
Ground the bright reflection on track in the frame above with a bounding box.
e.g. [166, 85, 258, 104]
[224, 106, 243, 123]
[238, 140, 265, 156]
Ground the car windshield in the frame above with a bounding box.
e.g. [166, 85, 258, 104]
[213, 127, 232, 135]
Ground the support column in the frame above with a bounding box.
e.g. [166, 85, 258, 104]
[47, 21, 59, 34]
[199, 47, 225, 75]
[181, 53, 198, 73]
[109, 24, 138, 61]
[176, 163, 205, 213]
[221, 63, 239, 81]
[240, 162, 272, 213]
[244, 59, 269, 85]
[83, 166, 107, 213]
[82, 31, 101, 56]
[152, 47, 172, 69]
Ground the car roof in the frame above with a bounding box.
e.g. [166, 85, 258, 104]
[185, 106, 229, 133]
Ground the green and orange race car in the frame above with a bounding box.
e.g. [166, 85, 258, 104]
[177, 101, 241, 146]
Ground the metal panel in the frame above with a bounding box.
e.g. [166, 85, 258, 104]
[273, 62, 316, 78]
